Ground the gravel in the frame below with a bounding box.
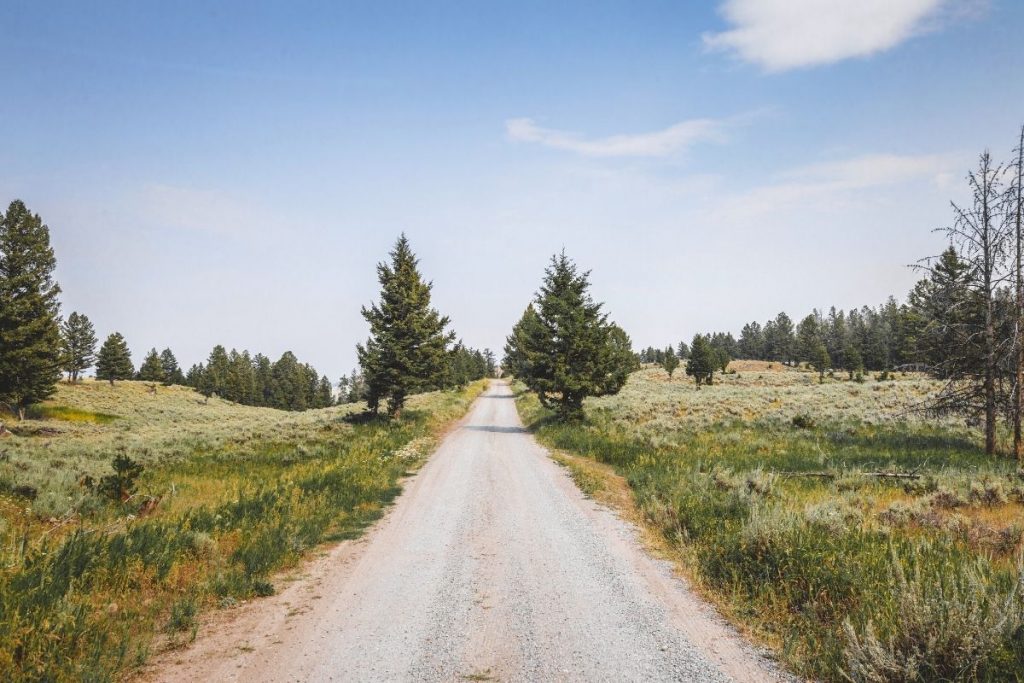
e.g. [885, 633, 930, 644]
[148, 381, 787, 682]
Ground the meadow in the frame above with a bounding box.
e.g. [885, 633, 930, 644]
[518, 363, 1024, 681]
[0, 379, 486, 681]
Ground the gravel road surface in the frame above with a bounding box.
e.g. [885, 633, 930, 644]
[149, 381, 785, 682]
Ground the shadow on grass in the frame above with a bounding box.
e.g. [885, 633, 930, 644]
[322, 483, 404, 542]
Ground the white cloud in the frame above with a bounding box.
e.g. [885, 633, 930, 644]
[780, 153, 954, 190]
[505, 117, 728, 158]
[703, 0, 958, 71]
[708, 152, 957, 222]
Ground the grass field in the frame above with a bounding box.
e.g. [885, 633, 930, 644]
[518, 363, 1024, 681]
[0, 379, 486, 682]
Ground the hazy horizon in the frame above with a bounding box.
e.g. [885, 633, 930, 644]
[3, 1, 1022, 381]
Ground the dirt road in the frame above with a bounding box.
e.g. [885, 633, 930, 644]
[150, 381, 784, 682]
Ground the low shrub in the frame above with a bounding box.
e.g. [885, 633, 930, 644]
[792, 414, 816, 430]
[844, 548, 1024, 682]
[969, 480, 1008, 506]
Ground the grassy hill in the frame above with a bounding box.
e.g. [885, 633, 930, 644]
[0, 379, 486, 682]
[2, 380, 371, 518]
[519, 365, 1024, 681]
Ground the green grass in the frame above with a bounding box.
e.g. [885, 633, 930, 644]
[517, 366, 1024, 681]
[0, 378, 487, 681]
[22, 404, 119, 424]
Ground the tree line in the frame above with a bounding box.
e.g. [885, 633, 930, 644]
[0, 211, 495, 420]
[183, 346, 334, 410]
[643, 126, 1024, 455]
[61, 313, 340, 413]
[0, 199, 340, 416]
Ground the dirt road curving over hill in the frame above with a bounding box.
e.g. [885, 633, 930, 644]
[148, 381, 785, 682]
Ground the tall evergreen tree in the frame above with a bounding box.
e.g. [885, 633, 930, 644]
[812, 342, 831, 383]
[201, 345, 231, 398]
[61, 311, 97, 383]
[686, 334, 717, 388]
[357, 235, 455, 415]
[338, 369, 367, 404]
[95, 332, 134, 384]
[316, 375, 334, 408]
[185, 363, 204, 388]
[796, 313, 822, 365]
[159, 348, 185, 385]
[227, 349, 255, 403]
[0, 200, 63, 419]
[270, 351, 307, 411]
[137, 348, 166, 382]
[764, 312, 796, 364]
[504, 252, 633, 420]
[661, 346, 680, 379]
[738, 322, 764, 359]
[252, 353, 273, 406]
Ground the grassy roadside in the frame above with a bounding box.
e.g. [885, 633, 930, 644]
[0, 379, 487, 682]
[514, 368, 1024, 681]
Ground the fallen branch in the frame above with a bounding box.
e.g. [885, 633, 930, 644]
[776, 470, 922, 480]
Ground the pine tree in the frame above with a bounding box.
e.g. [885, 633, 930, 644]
[0, 201, 63, 419]
[764, 312, 796, 364]
[661, 346, 680, 379]
[316, 375, 334, 408]
[185, 363, 204, 388]
[812, 343, 831, 383]
[844, 345, 864, 381]
[61, 311, 97, 383]
[226, 349, 255, 403]
[96, 332, 134, 385]
[357, 235, 455, 415]
[337, 369, 366, 404]
[137, 348, 166, 382]
[504, 252, 634, 420]
[686, 334, 716, 388]
[253, 353, 273, 406]
[796, 313, 822, 365]
[160, 348, 184, 385]
[201, 345, 230, 398]
[738, 322, 764, 359]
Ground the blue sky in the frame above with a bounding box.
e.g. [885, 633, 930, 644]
[2, 1, 1022, 380]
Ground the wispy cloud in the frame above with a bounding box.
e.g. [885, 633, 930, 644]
[709, 152, 957, 222]
[505, 117, 728, 158]
[779, 153, 955, 190]
[703, 0, 971, 72]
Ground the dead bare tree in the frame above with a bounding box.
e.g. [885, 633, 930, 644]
[939, 151, 1009, 455]
[1011, 126, 1024, 460]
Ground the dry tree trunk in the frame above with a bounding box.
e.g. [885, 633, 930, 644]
[1014, 125, 1024, 460]
[947, 151, 1007, 455]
